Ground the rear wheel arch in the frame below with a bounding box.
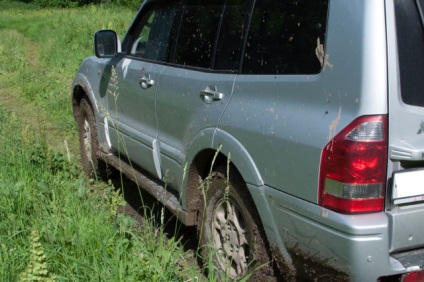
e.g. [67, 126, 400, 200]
[184, 131, 265, 223]
[186, 148, 252, 215]
[194, 161, 277, 280]
[182, 131, 282, 278]
[186, 148, 265, 231]
[185, 149, 226, 217]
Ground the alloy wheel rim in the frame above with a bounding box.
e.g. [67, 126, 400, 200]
[83, 118, 92, 161]
[212, 198, 249, 279]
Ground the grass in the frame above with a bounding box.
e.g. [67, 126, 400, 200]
[0, 108, 193, 281]
[0, 1, 200, 281]
[0, 1, 261, 281]
[0, 1, 134, 143]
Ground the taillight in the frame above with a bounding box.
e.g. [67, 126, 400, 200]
[401, 271, 424, 282]
[319, 115, 388, 214]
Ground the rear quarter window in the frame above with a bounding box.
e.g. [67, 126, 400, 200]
[242, 0, 328, 75]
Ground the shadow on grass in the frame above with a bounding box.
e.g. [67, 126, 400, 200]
[105, 166, 204, 277]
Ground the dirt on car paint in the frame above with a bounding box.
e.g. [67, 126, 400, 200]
[270, 243, 349, 282]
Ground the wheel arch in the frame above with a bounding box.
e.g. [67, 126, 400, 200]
[71, 73, 100, 120]
[184, 128, 264, 225]
[186, 135, 281, 279]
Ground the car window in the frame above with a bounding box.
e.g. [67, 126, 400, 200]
[395, 0, 424, 107]
[242, 0, 328, 75]
[214, 0, 253, 71]
[128, 2, 180, 62]
[174, 0, 226, 69]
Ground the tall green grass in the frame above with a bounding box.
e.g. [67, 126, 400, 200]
[0, 1, 134, 135]
[0, 2, 261, 281]
[12, 0, 141, 9]
[0, 108, 192, 280]
[0, 2, 197, 281]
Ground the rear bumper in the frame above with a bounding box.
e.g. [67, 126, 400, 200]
[247, 184, 418, 281]
[392, 249, 424, 272]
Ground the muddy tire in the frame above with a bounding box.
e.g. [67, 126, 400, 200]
[77, 98, 105, 178]
[198, 166, 275, 281]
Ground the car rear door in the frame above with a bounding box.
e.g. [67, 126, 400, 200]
[155, 0, 251, 191]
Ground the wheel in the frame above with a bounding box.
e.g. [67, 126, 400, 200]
[77, 98, 103, 177]
[198, 165, 275, 281]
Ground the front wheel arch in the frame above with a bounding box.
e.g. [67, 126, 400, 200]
[77, 97, 109, 179]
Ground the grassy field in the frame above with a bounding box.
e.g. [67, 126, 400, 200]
[0, 1, 204, 281]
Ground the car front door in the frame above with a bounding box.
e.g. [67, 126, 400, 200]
[106, 1, 181, 178]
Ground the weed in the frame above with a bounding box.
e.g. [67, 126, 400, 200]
[20, 230, 56, 282]
[104, 180, 126, 218]
[0, 102, 190, 280]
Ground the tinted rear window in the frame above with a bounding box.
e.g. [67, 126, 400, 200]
[174, 0, 225, 69]
[242, 0, 328, 75]
[395, 0, 424, 106]
[214, 0, 252, 71]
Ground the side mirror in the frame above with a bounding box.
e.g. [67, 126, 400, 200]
[94, 30, 118, 58]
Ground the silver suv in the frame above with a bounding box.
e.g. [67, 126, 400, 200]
[72, 0, 424, 281]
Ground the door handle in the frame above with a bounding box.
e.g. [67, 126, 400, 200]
[200, 85, 224, 103]
[140, 74, 155, 89]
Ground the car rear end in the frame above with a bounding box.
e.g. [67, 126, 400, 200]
[381, 0, 424, 281]
[319, 0, 424, 280]
[243, 1, 424, 281]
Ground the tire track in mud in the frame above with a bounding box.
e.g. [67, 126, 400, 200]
[0, 29, 79, 157]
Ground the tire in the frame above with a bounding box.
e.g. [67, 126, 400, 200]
[198, 165, 275, 281]
[77, 98, 104, 177]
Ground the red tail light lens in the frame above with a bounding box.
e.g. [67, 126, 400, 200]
[401, 271, 424, 282]
[319, 115, 388, 214]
